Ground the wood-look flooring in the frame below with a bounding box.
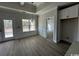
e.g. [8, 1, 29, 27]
[0, 36, 70, 56]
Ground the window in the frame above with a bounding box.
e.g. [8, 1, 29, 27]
[4, 20, 13, 38]
[22, 19, 36, 32]
[22, 19, 30, 32]
[30, 19, 36, 31]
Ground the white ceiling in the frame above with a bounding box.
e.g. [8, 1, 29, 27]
[33, 2, 45, 7]
[27, 2, 71, 7]
[26, 2, 72, 14]
[35, 2, 72, 14]
[27, 2, 45, 7]
[0, 2, 74, 15]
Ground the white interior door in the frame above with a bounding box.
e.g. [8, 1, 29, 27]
[47, 17, 54, 41]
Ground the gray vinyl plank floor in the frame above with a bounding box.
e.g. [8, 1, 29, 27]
[0, 35, 70, 56]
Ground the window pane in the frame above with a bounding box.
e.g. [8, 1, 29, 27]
[30, 19, 35, 25]
[22, 19, 29, 32]
[30, 19, 36, 31]
[22, 19, 29, 25]
[23, 26, 29, 32]
[30, 26, 35, 31]
[4, 20, 13, 38]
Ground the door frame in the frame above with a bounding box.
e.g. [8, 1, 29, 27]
[46, 16, 54, 41]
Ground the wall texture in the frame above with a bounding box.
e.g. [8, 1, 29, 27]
[0, 9, 38, 42]
[77, 17, 79, 42]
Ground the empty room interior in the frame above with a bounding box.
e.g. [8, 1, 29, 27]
[0, 2, 79, 56]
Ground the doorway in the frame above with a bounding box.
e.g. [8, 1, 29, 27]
[61, 18, 78, 43]
[47, 17, 54, 42]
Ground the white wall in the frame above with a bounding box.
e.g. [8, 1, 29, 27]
[77, 17, 79, 42]
[0, 9, 38, 42]
[38, 7, 58, 43]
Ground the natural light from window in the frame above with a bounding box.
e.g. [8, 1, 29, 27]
[22, 19, 36, 32]
[22, 19, 29, 32]
[4, 20, 13, 38]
